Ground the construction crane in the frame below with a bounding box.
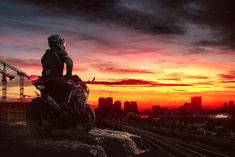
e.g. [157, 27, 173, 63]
[0, 68, 15, 101]
[0, 59, 29, 101]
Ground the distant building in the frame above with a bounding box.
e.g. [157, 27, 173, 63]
[124, 101, 138, 113]
[161, 107, 169, 114]
[229, 100, 234, 106]
[130, 101, 138, 113]
[219, 101, 235, 113]
[228, 100, 235, 112]
[124, 101, 130, 113]
[106, 97, 113, 112]
[190, 96, 203, 114]
[98, 97, 113, 114]
[191, 96, 202, 105]
[183, 102, 191, 113]
[151, 105, 169, 115]
[152, 105, 160, 114]
[113, 101, 121, 113]
[98, 97, 106, 111]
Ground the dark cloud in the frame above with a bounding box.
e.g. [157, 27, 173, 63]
[85, 78, 193, 87]
[186, 76, 209, 79]
[221, 80, 235, 83]
[99, 68, 154, 74]
[14, 0, 182, 34]
[193, 82, 214, 86]
[172, 89, 187, 92]
[99, 67, 154, 74]
[223, 86, 235, 88]
[0, 57, 41, 67]
[219, 71, 235, 80]
[90, 61, 154, 74]
[161, 72, 209, 81]
[11, 0, 235, 49]
[160, 78, 182, 81]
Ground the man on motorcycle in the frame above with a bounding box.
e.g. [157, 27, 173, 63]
[41, 34, 74, 107]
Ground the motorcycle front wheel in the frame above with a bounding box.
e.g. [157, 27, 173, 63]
[76, 104, 96, 133]
[26, 97, 52, 136]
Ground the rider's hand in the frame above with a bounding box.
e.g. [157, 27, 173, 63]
[64, 72, 72, 80]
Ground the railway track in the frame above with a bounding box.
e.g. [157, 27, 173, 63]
[122, 125, 231, 157]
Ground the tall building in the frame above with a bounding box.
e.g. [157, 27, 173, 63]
[130, 101, 138, 113]
[113, 101, 121, 113]
[229, 100, 234, 106]
[183, 102, 191, 113]
[190, 96, 203, 114]
[98, 97, 113, 114]
[106, 97, 113, 112]
[124, 101, 138, 113]
[228, 100, 235, 112]
[98, 97, 106, 111]
[124, 101, 130, 113]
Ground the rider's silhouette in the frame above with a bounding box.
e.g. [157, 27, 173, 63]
[41, 34, 74, 106]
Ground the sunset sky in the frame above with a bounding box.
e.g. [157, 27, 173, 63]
[0, 0, 235, 110]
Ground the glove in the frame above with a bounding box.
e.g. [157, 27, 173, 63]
[64, 73, 72, 80]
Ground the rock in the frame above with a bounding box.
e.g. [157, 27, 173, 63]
[138, 150, 172, 157]
[0, 123, 146, 157]
[89, 128, 145, 157]
[25, 139, 107, 157]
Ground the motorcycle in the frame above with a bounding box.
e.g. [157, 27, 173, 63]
[26, 75, 96, 136]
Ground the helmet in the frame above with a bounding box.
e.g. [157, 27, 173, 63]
[48, 34, 66, 50]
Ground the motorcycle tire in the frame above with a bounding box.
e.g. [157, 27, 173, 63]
[26, 97, 51, 136]
[76, 104, 96, 133]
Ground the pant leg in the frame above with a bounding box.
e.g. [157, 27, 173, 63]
[50, 77, 73, 91]
[48, 77, 74, 103]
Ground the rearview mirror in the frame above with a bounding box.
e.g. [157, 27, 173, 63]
[88, 77, 95, 82]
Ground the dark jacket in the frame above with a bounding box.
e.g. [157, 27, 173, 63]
[41, 48, 73, 78]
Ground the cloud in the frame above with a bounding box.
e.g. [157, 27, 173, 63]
[193, 82, 214, 85]
[15, 0, 183, 35]
[159, 72, 209, 81]
[172, 89, 187, 92]
[99, 67, 154, 74]
[219, 71, 235, 80]
[221, 81, 235, 83]
[85, 78, 193, 87]
[186, 76, 209, 79]
[10, 0, 235, 50]
[160, 78, 182, 81]
[0, 57, 41, 70]
[223, 86, 235, 88]
[90, 61, 154, 74]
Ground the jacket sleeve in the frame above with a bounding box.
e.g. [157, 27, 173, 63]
[41, 51, 48, 69]
[60, 50, 73, 75]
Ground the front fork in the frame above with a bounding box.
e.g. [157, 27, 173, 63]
[41, 90, 61, 112]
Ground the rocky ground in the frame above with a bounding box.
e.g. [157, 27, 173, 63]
[0, 123, 169, 157]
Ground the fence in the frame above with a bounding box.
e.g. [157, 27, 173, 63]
[0, 102, 29, 124]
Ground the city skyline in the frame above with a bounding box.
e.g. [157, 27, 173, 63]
[96, 96, 234, 111]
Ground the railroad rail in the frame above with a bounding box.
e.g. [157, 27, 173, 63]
[98, 120, 234, 157]
[122, 125, 231, 157]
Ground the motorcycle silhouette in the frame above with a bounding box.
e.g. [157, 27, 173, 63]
[26, 75, 96, 135]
